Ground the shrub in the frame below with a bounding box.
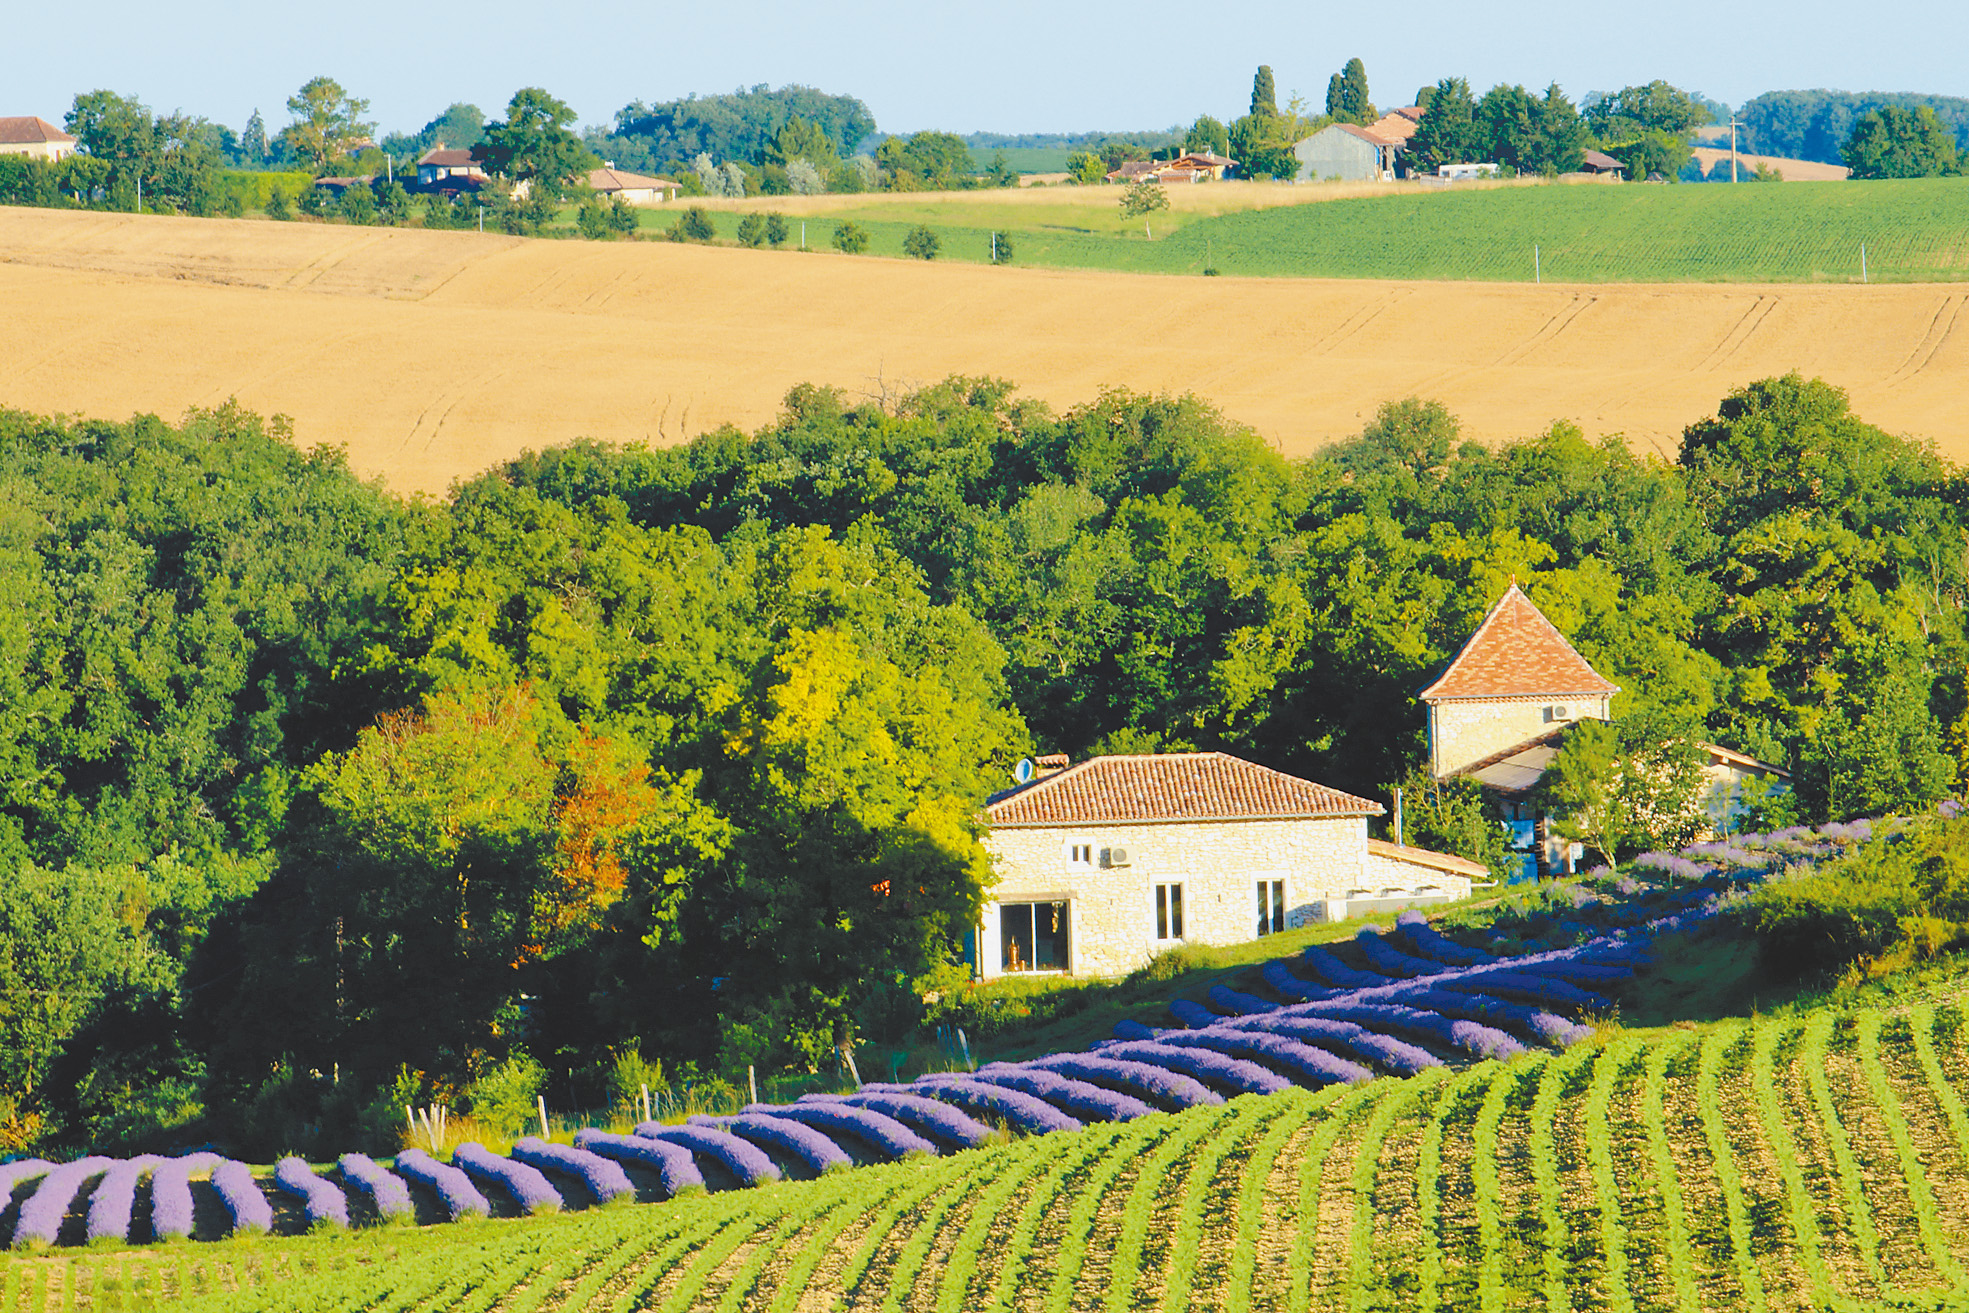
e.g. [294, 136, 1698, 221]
[464, 1053, 545, 1139]
[832, 221, 869, 254]
[765, 212, 789, 247]
[339, 184, 376, 225]
[989, 230, 1014, 264]
[903, 224, 940, 260]
[736, 213, 766, 247]
[668, 205, 716, 242]
[264, 188, 291, 221]
[1748, 817, 1969, 980]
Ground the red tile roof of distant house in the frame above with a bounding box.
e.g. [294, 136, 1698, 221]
[1334, 123, 1403, 148]
[1366, 112, 1419, 143]
[588, 167, 675, 191]
[1418, 584, 1620, 701]
[986, 752, 1383, 826]
[0, 117, 75, 145]
[418, 148, 478, 168]
[1580, 149, 1625, 172]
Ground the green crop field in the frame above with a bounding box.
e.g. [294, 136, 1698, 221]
[18, 991, 1969, 1312]
[673, 177, 1969, 284]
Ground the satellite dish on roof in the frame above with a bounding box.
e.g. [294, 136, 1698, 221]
[1014, 758, 1036, 784]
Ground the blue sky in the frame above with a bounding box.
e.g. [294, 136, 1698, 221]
[12, 0, 1969, 140]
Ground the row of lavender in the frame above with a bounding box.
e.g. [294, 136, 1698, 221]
[0, 819, 1872, 1248]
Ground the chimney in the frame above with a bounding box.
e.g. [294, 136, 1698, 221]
[1035, 753, 1070, 778]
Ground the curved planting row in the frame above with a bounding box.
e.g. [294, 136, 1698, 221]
[0, 817, 1878, 1252]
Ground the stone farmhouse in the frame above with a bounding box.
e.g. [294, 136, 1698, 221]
[0, 117, 78, 163]
[974, 752, 1483, 980]
[587, 166, 679, 205]
[1422, 584, 1789, 877]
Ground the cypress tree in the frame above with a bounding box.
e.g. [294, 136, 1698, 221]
[1341, 58, 1372, 123]
[1251, 66, 1277, 118]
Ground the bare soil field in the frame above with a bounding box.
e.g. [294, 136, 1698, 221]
[3, 206, 1966, 492]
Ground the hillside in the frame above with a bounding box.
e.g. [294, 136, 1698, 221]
[6, 206, 1969, 492]
[12, 989, 1969, 1311]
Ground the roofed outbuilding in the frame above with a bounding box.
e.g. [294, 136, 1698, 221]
[0, 116, 78, 162]
[977, 753, 1474, 979]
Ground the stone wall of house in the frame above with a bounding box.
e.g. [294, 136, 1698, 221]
[979, 815, 1371, 979]
[1429, 694, 1611, 777]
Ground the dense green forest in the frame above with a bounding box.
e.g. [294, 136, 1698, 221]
[1737, 89, 1969, 163]
[1, 374, 1963, 1160]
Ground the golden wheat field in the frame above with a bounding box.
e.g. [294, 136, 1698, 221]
[2, 205, 1967, 492]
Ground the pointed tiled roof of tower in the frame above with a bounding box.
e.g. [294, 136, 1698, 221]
[1418, 585, 1619, 701]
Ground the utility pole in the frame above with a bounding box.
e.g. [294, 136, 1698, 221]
[1534, 244, 1541, 284]
[1729, 114, 1744, 182]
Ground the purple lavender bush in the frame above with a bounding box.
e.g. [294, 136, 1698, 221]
[394, 1148, 491, 1221]
[905, 1075, 1084, 1134]
[1208, 983, 1280, 1015]
[764, 1101, 939, 1159]
[1392, 911, 1495, 966]
[1155, 1027, 1373, 1086]
[210, 1159, 274, 1236]
[149, 1153, 221, 1242]
[1168, 998, 1220, 1029]
[1355, 931, 1451, 978]
[1239, 1014, 1443, 1076]
[86, 1156, 160, 1245]
[453, 1142, 562, 1215]
[337, 1153, 414, 1222]
[971, 1066, 1155, 1122]
[694, 1114, 853, 1174]
[1437, 970, 1607, 1010]
[512, 1137, 635, 1203]
[1309, 1000, 1525, 1061]
[634, 1123, 782, 1187]
[1260, 960, 1335, 1001]
[1028, 1052, 1224, 1110]
[1099, 1041, 1292, 1095]
[272, 1157, 350, 1230]
[12, 1156, 112, 1249]
[573, 1129, 707, 1197]
[841, 1091, 995, 1149]
[1299, 945, 1386, 988]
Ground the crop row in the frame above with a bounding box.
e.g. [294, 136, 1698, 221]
[23, 998, 1963, 1311]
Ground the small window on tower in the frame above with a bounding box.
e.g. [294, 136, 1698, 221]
[1067, 842, 1096, 866]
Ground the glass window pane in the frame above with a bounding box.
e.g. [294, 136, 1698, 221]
[1156, 885, 1168, 940]
[1171, 884, 1183, 940]
[1001, 903, 1035, 972]
[1273, 881, 1285, 935]
[1256, 882, 1269, 937]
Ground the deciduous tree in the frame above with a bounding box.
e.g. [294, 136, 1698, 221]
[475, 88, 598, 202]
[279, 76, 374, 176]
[1843, 105, 1961, 178]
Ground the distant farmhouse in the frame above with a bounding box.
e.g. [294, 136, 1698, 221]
[0, 117, 78, 163]
[974, 752, 1482, 980]
[1106, 151, 1238, 185]
[587, 166, 679, 205]
[1292, 107, 1421, 182]
[1421, 585, 1788, 878]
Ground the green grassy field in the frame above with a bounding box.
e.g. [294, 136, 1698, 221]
[19, 982, 1969, 1313]
[661, 177, 1969, 283]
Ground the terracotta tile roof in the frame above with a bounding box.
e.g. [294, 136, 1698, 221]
[588, 167, 675, 191]
[1334, 123, 1402, 147]
[1366, 112, 1419, 143]
[418, 148, 478, 168]
[986, 752, 1382, 826]
[1366, 838, 1489, 880]
[1580, 149, 1625, 172]
[0, 116, 75, 145]
[1418, 585, 1619, 701]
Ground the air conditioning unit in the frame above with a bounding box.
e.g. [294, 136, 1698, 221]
[1545, 704, 1573, 723]
[1103, 847, 1131, 868]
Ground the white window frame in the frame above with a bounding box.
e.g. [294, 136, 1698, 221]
[1154, 881, 1185, 942]
[1256, 878, 1286, 937]
[1065, 840, 1097, 867]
